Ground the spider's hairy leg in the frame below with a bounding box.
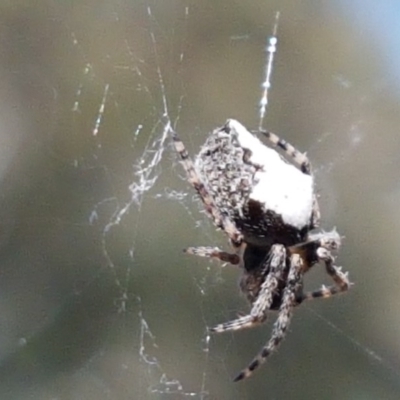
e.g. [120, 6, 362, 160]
[311, 194, 321, 228]
[248, 244, 286, 319]
[171, 129, 242, 246]
[297, 230, 352, 303]
[300, 282, 344, 302]
[299, 263, 351, 302]
[210, 244, 286, 334]
[315, 231, 351, 292]
[233, 253, 303, 382]
[210, 314, 266, 333]
[185, 246, 240, 265]
[257, 129, 311, 174]
[318, 252, 351, 292]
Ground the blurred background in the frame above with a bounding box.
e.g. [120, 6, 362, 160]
[0, 0, 399, 399]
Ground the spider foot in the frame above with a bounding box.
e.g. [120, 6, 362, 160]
[232, 346, 273, 382]
[233, 355, 264, 382]
[185, 246, 240, 265]
[209, 314, 264, 333]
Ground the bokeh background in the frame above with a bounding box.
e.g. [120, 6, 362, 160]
[0, 0, 399, 399]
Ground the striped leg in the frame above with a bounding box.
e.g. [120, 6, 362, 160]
[296, 232, 351, 304]
[185, 246, 240, 265]
[210, 245, 286, 334]
[233, 253, 303, 382]
[300, 284, 343, 302]
[257, 126, 321, 228]
[171, 128, 242, 247]
[258, 125, 324, 230]
[299, 262, 351, 303]
[257, 129, 311, 174]
[258, 127, 322, 229]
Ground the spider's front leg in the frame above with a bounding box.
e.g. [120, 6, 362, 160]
[297, 230, 352, 303]
[185, 246, 241, 266]
[258, 126, 321, 230]
[233, 252, 303, 382]
[210, 244, 286, 333]
[258, 129, 311, 174]
[171, 129, 243, 247]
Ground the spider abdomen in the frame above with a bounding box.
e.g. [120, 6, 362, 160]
[195, 120, 313, 245]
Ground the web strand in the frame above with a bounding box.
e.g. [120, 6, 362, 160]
[259, 11, 280, 130]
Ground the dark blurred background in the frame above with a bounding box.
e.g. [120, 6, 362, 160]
[0, 0, 399, 399]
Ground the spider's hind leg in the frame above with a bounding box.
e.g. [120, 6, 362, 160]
[210, 244, 286, 334]
[233, 252, 303, 382]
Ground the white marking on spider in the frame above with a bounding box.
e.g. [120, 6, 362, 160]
[227, 119, 313, 230]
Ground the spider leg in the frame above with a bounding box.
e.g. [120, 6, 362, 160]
[257, 129, 311, 174]
[311, 194, 321, 228]
[185, 246, 240, 265]
[210, 314, 265, 332]
[257, 128, 322, 230]
[257, 125, 320, 228]
[210, 245, 286, 333]
[299, 257, 351, 303]
[171, 129, 242, 246]
[233, 253, 303, 382]
[247, 245, 286, 319]
[296, 230, 351, 304]
[318, 248, 351, 291]
[300, 282, 345, 302]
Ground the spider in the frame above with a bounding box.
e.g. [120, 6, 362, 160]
[171, 119, 351, 382]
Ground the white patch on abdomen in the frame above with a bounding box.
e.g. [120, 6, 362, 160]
[228, 119, 313, 230]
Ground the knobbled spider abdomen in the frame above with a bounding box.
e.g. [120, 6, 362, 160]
[195, 120, 314, 247]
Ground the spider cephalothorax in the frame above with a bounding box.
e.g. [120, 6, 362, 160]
[172, 119, 351, 381]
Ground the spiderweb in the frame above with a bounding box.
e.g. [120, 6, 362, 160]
[1, 1, 400, 399]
